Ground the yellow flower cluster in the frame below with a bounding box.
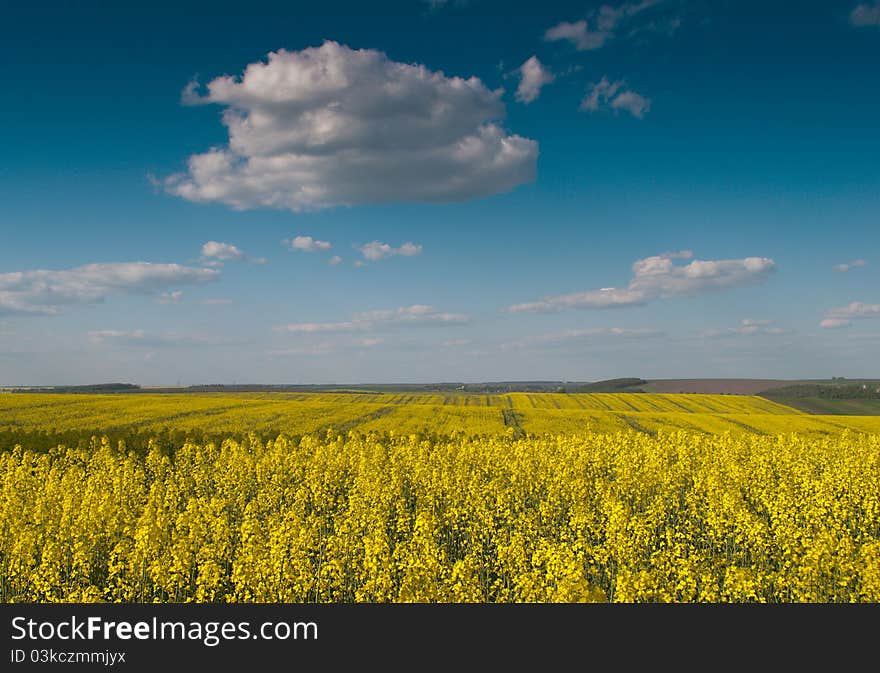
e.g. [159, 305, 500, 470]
[1, 429, 878, 602]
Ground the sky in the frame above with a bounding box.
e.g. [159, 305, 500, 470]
[1, 0, 879, 385]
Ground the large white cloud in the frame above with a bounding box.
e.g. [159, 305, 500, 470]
[275, 304, 469, 333]
[508, 251, 776, 313]
[166, 41, 538, 211]
[0, 263, 218, 316]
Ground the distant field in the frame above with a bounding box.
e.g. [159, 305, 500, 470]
[641, 379, 797, 395]
[2, 391, 880, 446]
[761, 397, 880, 416]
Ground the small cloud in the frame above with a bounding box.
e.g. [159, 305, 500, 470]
[267, 343, 336, 357]
[508, 251, 775, 314]
[545, 19, 611, 51]
[201, 241, 245, 261]
[180, 79, 204, 105]
[504, 327, 664, 350]
[155, 290, 183, 305]
[421, 0, 468, 11]
[360, 337, 383, 348]
[581, 77, 651, 118]
[441, 338, 472, 347]
[609, 90, 651, 118]
[284, 235, 332, 252]
[700, 319, 788, 338]
[359, 241, 423, 262]
[515, 56, 555, 104]
[820, 318, 851, 329]
[833, 259, 868, 273]
[329, 256, 343, 266]
[275, 321, 364, 334]
[629, 14, 682, 38]
[544, 1, 667, 51]
[201, 241, 266, 266]
[821, 301, 880, 328]
[275, 304, 469, 334]
[851, 2, 880, 26]
[88, 329, 221, 348]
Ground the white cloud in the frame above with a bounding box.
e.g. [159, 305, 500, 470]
[275, 304, 469, 334]
[329, 256, 343, 266]
[201, 241, 266, 265]
[267, 343, 337, 357]
[544, 1, 665, 50]
[508, 251, 776, 313]
[353, 304, 468, 324]
[0, 262, 218, 317]
[180, 79, 202, 106]
[506, 327, 664, 349]
[276, 321, 364, 334]
[165, 41, 537, 211]
[820, 301, 880, 328]
[359, 241, 423, 262]
[360, 337, 383, 348]
[851, 2, 880, 26]
[580, 78, 620, 111]
[155, 290, 183, 305]
[421, 0, 467, 9]
[820, 318, 852, 329]
[545, 20, 610, 51]
[201, 241, 245, 261]
[833, 259, 867, 272]
[581, 77, 651, 118]
[700, 319, 787, 339]
[285, 235, 332, 252]
[609, 90, 651, 118]
[88, 330, 220, 347]
[628, 14, 682, 38]
[515, 56, 555, 104]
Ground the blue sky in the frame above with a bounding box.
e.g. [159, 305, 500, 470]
[1, 0, 879, 385]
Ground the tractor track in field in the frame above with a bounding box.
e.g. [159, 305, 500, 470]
[621, 415, 657, 437]
[722, 417, 765, 435]
[332, 406, 396, 434]
[501, 408, 526, 438]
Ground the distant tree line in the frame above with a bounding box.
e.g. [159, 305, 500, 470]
[5, 379, 649, 395]
[765, 384, 880, 400]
